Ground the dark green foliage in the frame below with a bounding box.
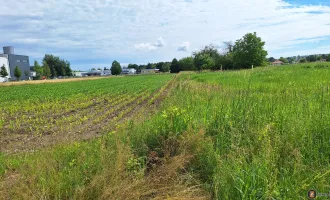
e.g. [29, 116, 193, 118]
[179, 57, 195, 71]
[111, 60, 122, 75]
[146, 63, 155, 69]
[156, 62, 170, 72]
[279, 57, 288, 63]
[217, 54, 234, 70]
[232, 32, 268, 69]
[43, 62, 51, 78]
[128, 64, 139, 69]
[193, 45, 219, 71]
[43, 54, 72, 77]
[170, 58, 181, 73]
[32, 61, 43, 80]
[0, 65, 8, 78]
[268, 57, 276, 62]
[306, 55, 316, 62]
[327, 54, 330, 62]
[300, 58, 307, 63]
[14, 66, 22, 80]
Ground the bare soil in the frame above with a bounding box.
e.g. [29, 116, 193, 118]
[0, 76, 121, 87]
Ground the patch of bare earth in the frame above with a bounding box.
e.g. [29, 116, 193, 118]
[0, 76, 121, 87]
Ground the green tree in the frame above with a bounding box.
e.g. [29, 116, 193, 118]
[217, 54, 234, 70]
[287, 57, 294, 63]
[156, 62, 170, 72]
[43, 62, 51, 78]
[321, 54, 327, 59]
[111, 60, 122, 75]
[43, 54, 72, 77]
[279, 57, 289, 63]
[232, 32, 268, 69]
[327, 54, 330, 62]
[193, 45, 220, 71]
[268, 57, 276, 62]
[146, 63, 155, 69]
[194, 53, 215, 71]
[306, 55, 316, 62]
[170, 58, 181, 73]
[0, 65, 8, 78]
[162, 62, 171, 72]
[14, 66, 22, 80]
[128, 64, 139, 69]
[32, 60, 43, 80]
[179, 57, 195, 71]
[300, 58, 307, 63]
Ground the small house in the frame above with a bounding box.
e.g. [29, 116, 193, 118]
[272, 60, 283, 66]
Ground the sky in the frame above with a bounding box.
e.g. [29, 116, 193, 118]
[1, 0, 330, 70]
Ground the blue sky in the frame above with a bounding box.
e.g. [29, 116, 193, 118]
[1, 0, 330, 70]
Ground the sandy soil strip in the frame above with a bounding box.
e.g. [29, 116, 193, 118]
[0, 76, 123, 87]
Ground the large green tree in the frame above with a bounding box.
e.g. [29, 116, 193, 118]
[268, 57, 276, 62]
[193, 45, 219, 71]
[128, 64, 139, 69]
[179, 57, 195, 71]
[0, 65, 8, 78]
[232, 32, 268, 69]
[43, 62, 51, 78]
[43, 54, 72, 77]
[327, 54, 330, 62]
[32, 60, 43, 80]
[14, 66, 22, 80]
[146, 63, 156, 69]
[111, 60, 122, 75]
[306, 55, 316, 62]
[155, 62, 170, 72]
[170, 58, 181, 73]
[279, 57, 289, 63]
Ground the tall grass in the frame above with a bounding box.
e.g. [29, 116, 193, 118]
[1, 63, 330, 199]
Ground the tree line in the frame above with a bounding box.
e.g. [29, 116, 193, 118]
[31, 54, 72, 79]
[126, 62, 171, 73]
[268, 54, 330, 64]
[126, 32, 268, 73]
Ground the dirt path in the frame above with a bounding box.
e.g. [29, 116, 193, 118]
[0, 76, 122, 87]
[0, 76, 177, 154]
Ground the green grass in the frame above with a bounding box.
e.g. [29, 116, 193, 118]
[1, 63, 330, 199]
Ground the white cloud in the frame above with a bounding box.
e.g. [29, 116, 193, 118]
[135, 37, 166, 50]
[177, 41, 190, 52]
[0, 0, 330, 67]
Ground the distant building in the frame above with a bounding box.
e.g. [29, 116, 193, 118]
[122, 68, 136, 75]
[83, 69, 112, 76]
[0, 57, 10, 82]
[72, 71, 89, 77]
[141, 69, 160, 74]
[0, 46, 31, 81]
[272, 60, 283, 66]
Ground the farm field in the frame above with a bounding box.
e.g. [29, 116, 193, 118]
[1, 63, 330, 199]
[0, 75, 173, 154]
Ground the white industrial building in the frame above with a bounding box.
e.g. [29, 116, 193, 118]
[0, 46, 31, 82]
[0, 56, 10, 82]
